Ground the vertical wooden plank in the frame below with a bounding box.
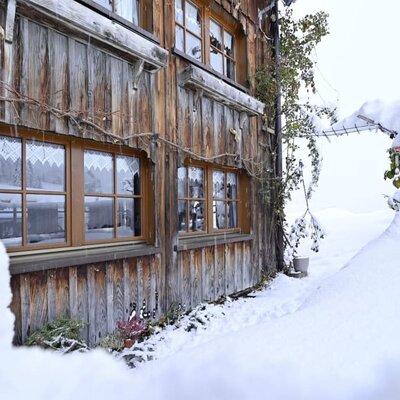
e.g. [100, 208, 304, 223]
[138, 72, 152, 153]
[87, 265, 96, 346]
[10, 275, 22, 345]
[215, 103, 225, 163]
[154, 253, 162, 317]
[201, 97, 214, 159]
[202, 246, 215, 302]
[122, 61, 134, 138]
[77, 266, 89, 344]
[68, 39, 88, 135]
[90, 47, 107, 131]
[55, 268, 70, 318]
[136, 258, 144, 313]
[235, 242, 244, 292]
[123, 258, 137, 320]
[20, 274, 30, 343]
[225, 243, 235, 294]
[243, 241, 252, 288]
[112, 260, 124, 325]
[69, 266, 78, 319]
[142, 257, 151, 315]
[177, 86, 191, 150]
[192, 249, 202, 307]
[111, 57, 123, 135]
[47, 269, 56, 322]
[224, 106, 235, 166]
[106, 263, 114, 333]
[29, 271, 48, 335]
[19, 18, 29, 125]
[149, 256, 156, 317]
[181, 250, 191, 309]
[214, 244, 225, 298]
[95, 264, 107, 342]
[48, 29, 69, 134]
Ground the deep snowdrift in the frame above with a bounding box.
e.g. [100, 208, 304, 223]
[0, 210, 399, 400]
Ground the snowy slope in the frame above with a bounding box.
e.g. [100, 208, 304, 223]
[1, 207, 399, 400]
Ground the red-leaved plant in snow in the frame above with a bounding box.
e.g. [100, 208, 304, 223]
[116, 317, 147, 340]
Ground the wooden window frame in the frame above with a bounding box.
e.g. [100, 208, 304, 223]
[178, 160, 245, 237]
[175, 0, 245, 84]
[0, 130, 149, 253]
[78, 0, 154, 36]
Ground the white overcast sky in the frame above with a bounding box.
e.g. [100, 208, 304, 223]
[286, 0, 399, 215]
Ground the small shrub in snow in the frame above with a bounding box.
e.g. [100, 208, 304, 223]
[116, 317, 147, 340]
[25, 318, 88, 354]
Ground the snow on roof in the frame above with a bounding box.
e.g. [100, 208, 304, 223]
[329, 99, 400, 148]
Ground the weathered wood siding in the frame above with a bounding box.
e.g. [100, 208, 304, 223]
[10, 254, 162, 346]
[2, 0, 277, 345]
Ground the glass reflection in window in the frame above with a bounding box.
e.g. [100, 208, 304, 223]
[0, 136, 21, 190]
[85, 196, 114, 240]
[27, 194, 66, 245]
[0, 193, 22, 247]
[117, 155, 140, 195]
[26, 141, 65, 191]
[84, 150, 113, 194]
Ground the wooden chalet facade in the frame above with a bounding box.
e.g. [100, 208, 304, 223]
[0, 0, 278, 346]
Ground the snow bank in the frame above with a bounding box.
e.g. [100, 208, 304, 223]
[0, 241, 13, 347]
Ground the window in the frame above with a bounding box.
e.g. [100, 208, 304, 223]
[175, 0, 238, 81]
[178, 163, 240, 234]
[0, 133, 146, 251]
[209, 19, 235, 80]
[92, 0, 140, 25]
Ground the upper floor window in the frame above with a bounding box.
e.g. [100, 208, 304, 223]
[0, 133, 147, 251]
[178, 163, 240, 235]
[175, 0, 239, 82]
[92, 0, 140, 25]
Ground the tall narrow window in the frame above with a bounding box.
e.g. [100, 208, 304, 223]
[178, 166, 205, 233]
[0, 136, 66, 248]
[212, 170, 238, 230]
[175, 0, 203, 61]
[84, 150, 142, 241]
[210, 18, 235, 79]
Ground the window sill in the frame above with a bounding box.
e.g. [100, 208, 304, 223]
[175, 233, 253, 252]
[19, 0, 168, 72]
[9, 242, 161, 275]
[177, 60, 264, 116]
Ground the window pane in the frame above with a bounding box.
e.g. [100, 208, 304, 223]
[26, 141, 65, 191]
[84, 150, 113, 194]
[117, 197, 141, 237]
[0, 193, 22, 247]
[224, 58, 235, 80]
[175, 0, 183, 24]
[27, 194, 65, 245]
[92, 0, 112, 11]
[213, 171, 225, 198]
[210, 49, 223, 74]
[175, 26, 184, 52]
[213, 200, 226, 229]
[189, 200, 205, 232]
[224, 30, 234, 57]
[186, 33, 202, 61]
[117, 155, 140, 195]
[210, 19, 222, 50]
[0, 136, 21, 190]
[186, 1, 201, 36]
[85, 196, 114, 240]
[114, 0, 139, 25]
[189, 167, 203, 198]
[227, 201, 238, 228]
[227, 173, 238, 199]
[178, 200, 187, 232]
[178, 167, 187, 198]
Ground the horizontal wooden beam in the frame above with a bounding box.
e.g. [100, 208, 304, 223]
[175, 233, 254, 252]
[9, 243, 161, 275]
[179, 65, 264, 116]
[18, 0, 168, 72]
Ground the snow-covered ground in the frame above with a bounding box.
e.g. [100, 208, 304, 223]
[1, 204, 399, 400]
